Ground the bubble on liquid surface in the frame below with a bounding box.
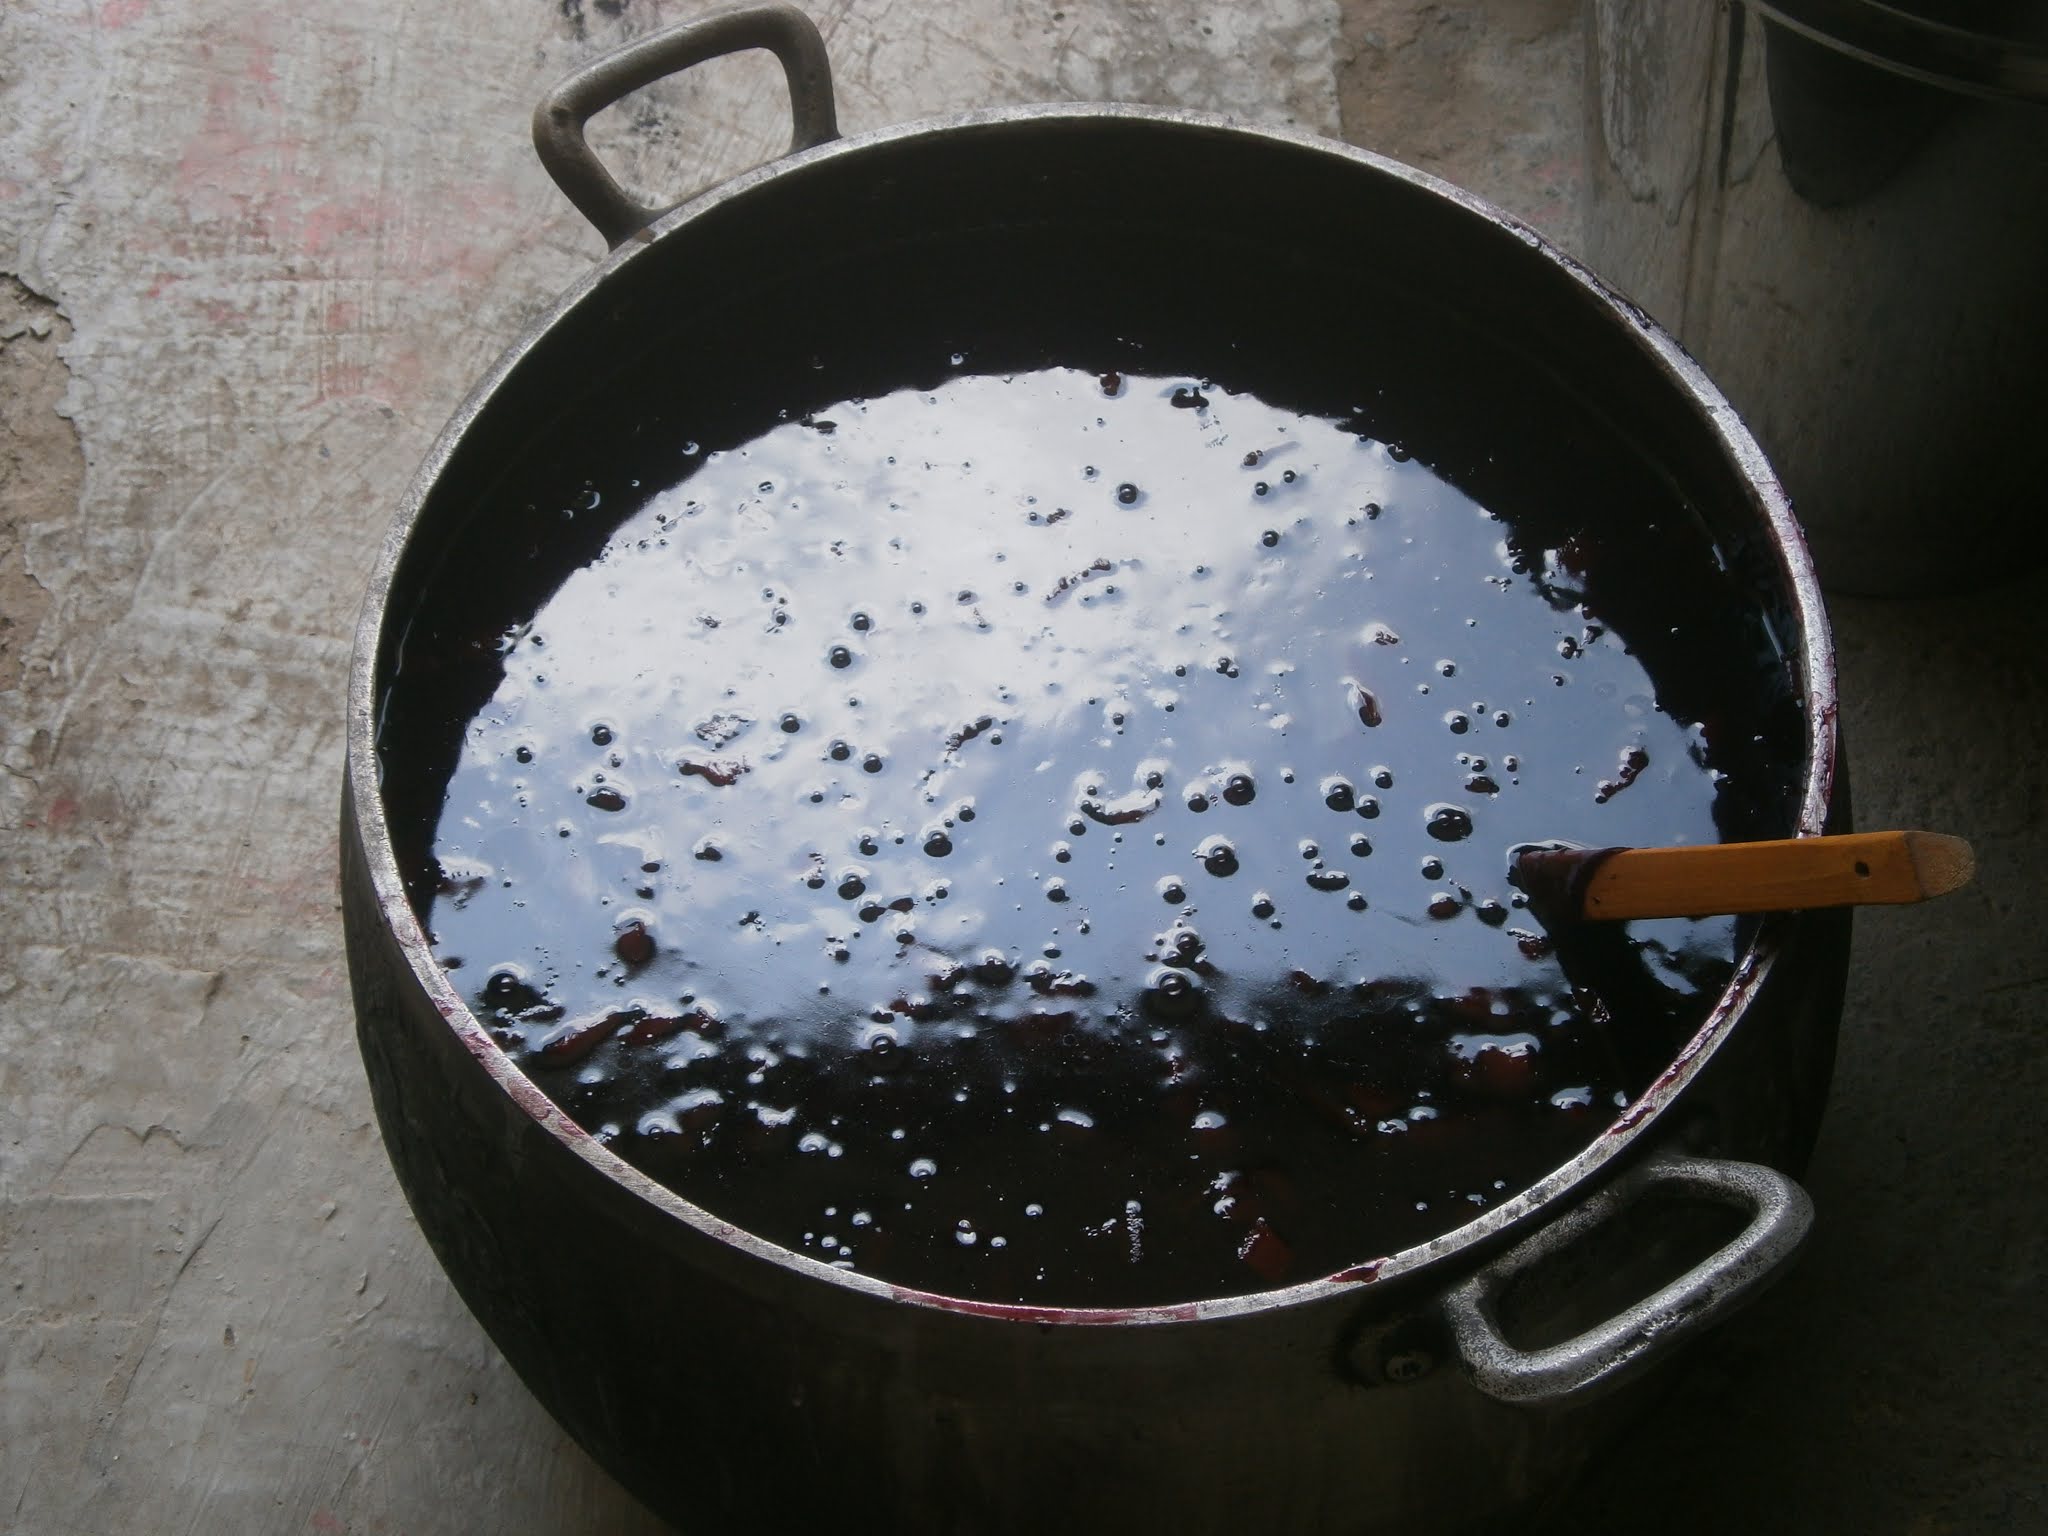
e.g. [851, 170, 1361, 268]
[1426, 804, 1475, 842]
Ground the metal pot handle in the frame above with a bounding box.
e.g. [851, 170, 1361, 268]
[1440, 1154, 1813, 1407]
[532, 3, 840, 248]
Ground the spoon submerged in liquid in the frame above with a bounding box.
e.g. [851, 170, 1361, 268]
[1513, 830, 1976, 923]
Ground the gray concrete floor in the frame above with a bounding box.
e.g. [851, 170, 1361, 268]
[1, 2, 2039, 1532]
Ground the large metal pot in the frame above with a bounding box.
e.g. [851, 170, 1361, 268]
[341, 8, 1851, 1530]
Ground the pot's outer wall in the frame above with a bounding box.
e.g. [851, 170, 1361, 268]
[345, 111, 1849, 1532]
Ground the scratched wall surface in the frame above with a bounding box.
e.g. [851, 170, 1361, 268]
[5, 1, 2044, 1534]
[0, 3, 1342, 1532]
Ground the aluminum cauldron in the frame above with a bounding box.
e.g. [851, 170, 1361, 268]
[341, 7, 1852, 1530]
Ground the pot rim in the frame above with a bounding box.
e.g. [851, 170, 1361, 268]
[345, 101, 1838, 1328]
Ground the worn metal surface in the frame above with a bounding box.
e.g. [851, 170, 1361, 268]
[532, 3, 841, 246]
[1442, 1155, 1815, 1406]
[2, 1, 2040, 1533]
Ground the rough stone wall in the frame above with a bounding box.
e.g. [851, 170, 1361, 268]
[0, 279, 74, 696]
[1337, 0, 1584, 246]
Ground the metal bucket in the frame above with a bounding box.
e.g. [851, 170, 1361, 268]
[1583, 0, 2048, 594]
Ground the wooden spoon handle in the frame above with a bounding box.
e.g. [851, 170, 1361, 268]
[1516, 831, 1975, 922]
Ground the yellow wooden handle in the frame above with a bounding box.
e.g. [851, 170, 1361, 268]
[1516, 831, 1975, 921]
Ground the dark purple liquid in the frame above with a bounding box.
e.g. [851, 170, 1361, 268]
[408, 366, 1753, 1305]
